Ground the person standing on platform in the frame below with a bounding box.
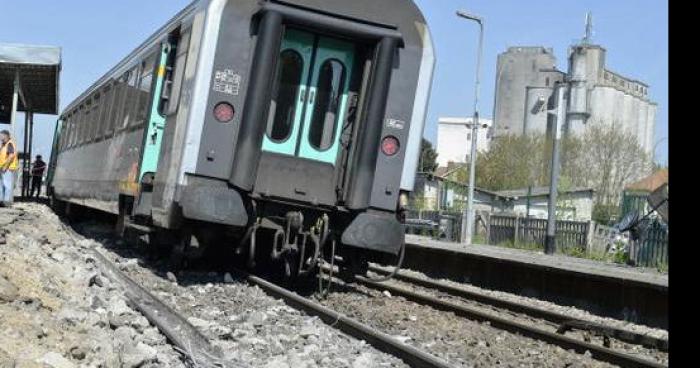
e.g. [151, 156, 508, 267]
[30, 155, 47, 198]
[0, 130, 19, 207]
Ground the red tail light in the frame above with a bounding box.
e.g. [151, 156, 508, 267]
[381, 136, 400, 156]
[213, 102, 235, 123]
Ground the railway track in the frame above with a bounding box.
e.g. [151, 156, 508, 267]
[58, 212, 665, 368]
[345, 265, 668, 368]
[367, 265, 669, 352]
[239, 271, 453, 368]
[60, 220, 452, 368]
[61, 223, 242, 368]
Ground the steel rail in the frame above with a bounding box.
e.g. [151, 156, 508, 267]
[60, 222, 243, 368]
[356, 275, 667, 368]
[369, 265, 669, 352]
[239, 271, 453, 368]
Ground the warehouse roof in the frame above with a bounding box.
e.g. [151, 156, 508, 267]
[625, 169, 668, 193]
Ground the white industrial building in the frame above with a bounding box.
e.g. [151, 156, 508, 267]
[436, 117, 493, 168]
[493, 15, 657, 157]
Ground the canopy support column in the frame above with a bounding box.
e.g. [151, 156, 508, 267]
[28, 111, 34, 197]
[10, 70, 19, 138]
[22, 111, 29, 198]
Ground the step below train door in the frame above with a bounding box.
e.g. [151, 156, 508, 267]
[257, 27, 357, 206]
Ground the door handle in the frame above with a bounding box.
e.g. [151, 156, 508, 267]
[309, 90, 316, 105]
[299, 88, 306, 103]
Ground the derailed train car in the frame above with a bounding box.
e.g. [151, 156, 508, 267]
[48, 0, 435, 278]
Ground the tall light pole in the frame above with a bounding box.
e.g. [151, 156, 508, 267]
[457, 10, 484, 245]
[653, 137, 668, 165]
[544, 82, 567, 255]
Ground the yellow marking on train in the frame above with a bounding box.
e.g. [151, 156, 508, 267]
[158, 65, 166, 77]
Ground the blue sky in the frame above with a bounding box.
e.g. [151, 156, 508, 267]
[1, 0, 668, 164]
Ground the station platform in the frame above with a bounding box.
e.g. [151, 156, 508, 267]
[401, 235, 668, 329]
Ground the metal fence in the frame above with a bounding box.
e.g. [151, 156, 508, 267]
[630, 220, 668, 269]
[487, 215, 590, 251]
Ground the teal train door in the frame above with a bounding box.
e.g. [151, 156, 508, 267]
[139, 43, 171, 181]
[262, 29, 314, 156]
[263, 29, 355, 166]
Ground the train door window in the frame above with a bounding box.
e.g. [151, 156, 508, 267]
[308, 59, 346, 151]
[268, 49, 304, 141]
[165, 28, 191, 116]
[261, 29, 314, 156]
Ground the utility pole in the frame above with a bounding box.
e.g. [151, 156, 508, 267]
[456, 10, 484, 245]
[545, 83, 567, 255]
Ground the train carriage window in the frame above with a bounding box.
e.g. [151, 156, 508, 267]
[98, 84, 114, 139]
[111, 74, 128, 133]
[122, 67, 139, 130]
[64, 113, 73, 149]
[74, 109, 82, 147]
[267, 49, 304, 142]
[68, 107, 79, 147]
[89, 93, 101, 141]
[308, 59, 346, 151]
[80, 99, 92, 144]
[59, 115, 70, 151]
[135, 54, 156, 127]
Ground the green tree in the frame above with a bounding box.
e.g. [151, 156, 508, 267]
[418, 138, 439, 173]
[469, 134, 549, 191]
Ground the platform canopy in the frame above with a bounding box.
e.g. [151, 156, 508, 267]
[0, 43, 61, 123]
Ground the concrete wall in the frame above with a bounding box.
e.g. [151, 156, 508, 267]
[509, 191, 593, 222]
[523, 86, 555, 135]
[495, 43, 657, 157]
[436, 117, 493, 167]
[568, 45, 657, 156]
[493, 47, 559, 137]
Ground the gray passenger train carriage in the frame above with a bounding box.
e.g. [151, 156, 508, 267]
[48, 0, 435, 275]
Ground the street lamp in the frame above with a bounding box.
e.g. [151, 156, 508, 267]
[653, 137, 668, 165]
[457, 10, 484, 245]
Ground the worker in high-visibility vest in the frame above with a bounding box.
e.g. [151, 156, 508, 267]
[0, 130, 19, 207]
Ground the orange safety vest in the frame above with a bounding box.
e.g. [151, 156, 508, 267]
[0, 139, 19, 171]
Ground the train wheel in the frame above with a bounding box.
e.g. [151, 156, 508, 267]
[282, 250, 300, 286]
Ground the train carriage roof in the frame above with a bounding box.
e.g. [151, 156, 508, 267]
[272, 0, 429, 46]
